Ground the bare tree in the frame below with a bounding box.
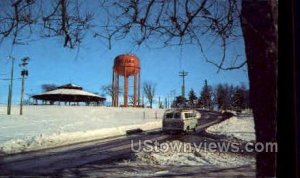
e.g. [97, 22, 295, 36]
[241, 1, 277, 176]
[41, 0, 93, 48]
[128, 95, 134, 106]
[102, 84, 122, 106]
[100, 0, 245, 71]
[143, 81, 156, 108]
[0, 0, 93, 48]
[198, 80, 213, 110]
[0, 0, 36, 45]
[41, 84, 57, 92]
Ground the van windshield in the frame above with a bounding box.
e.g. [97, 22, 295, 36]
[174, 112, 181, 119]
[165, 113, 174, 119]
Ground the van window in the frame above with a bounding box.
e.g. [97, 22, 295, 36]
[185, 113, 193, 118]
[185, 112, 196, 118]
[185, 113, 190, 118]
[174, 112, 181, 119]
[165, 113, 174, 118]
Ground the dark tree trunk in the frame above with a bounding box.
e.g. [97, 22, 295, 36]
[241, 0, 277, 177]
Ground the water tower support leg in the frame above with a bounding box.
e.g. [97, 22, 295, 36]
[124, 76, 128, 107]
[112, 71, 115, 106]
[134, 74, 137, 107]
[116, 74, 119, 106]
[138, 72, 140, 106]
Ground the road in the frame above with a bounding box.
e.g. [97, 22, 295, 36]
[0, 110, 232, 176]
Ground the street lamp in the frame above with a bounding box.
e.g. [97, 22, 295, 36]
[19, 57, 29, 115]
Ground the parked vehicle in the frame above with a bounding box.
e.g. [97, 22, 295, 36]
[162, 109, 201, 133]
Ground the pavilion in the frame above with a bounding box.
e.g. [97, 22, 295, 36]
[32, 84, 106, 106]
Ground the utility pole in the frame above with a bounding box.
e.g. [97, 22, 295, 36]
[158, 96, 162, 108]
[19, 57, 29, 115]
[179, 70, 188, 98]
[7, 56, 15, 115]
[142, 91, 144, 107]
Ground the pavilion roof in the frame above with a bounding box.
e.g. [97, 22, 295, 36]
[32, 85, 105, 102]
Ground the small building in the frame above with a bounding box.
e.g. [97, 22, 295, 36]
[32, 84, 106, 106]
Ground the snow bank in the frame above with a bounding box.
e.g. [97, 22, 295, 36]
[0, 105, 164, 154]
[0, 121, 161, 154]
[205, 116, 255, 142]
[122, 140, 255, 168]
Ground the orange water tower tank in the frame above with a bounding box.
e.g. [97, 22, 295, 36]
[112, 54, 140, 107]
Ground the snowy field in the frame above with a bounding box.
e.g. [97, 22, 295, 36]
[0, 105, 164, 154]
[206, 112, 255, 142]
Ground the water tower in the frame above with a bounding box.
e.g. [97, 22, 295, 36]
[112, 54, 140, 107]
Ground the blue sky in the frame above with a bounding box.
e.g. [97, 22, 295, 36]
[0, 34, 248, 106]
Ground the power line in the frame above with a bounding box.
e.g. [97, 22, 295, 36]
[0, 78, 22, 81]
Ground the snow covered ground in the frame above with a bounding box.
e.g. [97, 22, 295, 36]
[206, 112, 255, 142]
[0, 105, 164, 154]
[69, 139, 255, 177]
[130, 140, 255, 168]
[107, 113, 256, 176]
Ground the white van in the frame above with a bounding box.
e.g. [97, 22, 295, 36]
[162, 109, 200, 133]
